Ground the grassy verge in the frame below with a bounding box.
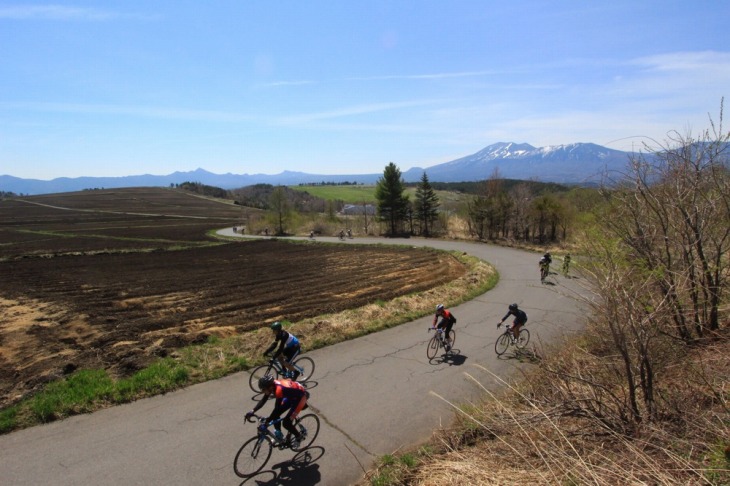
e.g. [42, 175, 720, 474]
[0, 250, 497, 435]
[360, 327, 730, 486]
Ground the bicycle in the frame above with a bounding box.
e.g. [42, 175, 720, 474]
[233, 412, 321, 478]
[338, 231, 346, 241]
[426, 327, 456, 359]
[540, 263, 549, 282]
[494, 323, 530, 356]
[248, 355, 316, 392]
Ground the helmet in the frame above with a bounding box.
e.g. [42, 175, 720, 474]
[258, 374, 275, 391]
[436, 304, 445, 312]
[270, 321, 282, 331]
[544, 252, 551, 257]
[509, 303, 518, 311]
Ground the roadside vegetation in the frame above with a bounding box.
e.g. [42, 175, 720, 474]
[3, 106, 727, 483]
[0, 249, 497, 434]
[361, 112, 730, 484]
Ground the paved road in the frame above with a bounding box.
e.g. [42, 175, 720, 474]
[0, 233, 587, 485]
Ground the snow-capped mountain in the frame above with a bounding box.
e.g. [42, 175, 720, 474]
[1, 142, 634, 195]
[402, 142, 631, 183]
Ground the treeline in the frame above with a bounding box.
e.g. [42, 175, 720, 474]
[297, 181, 361, 186]
[229, 184, 330, 213]
[175, 181, 228, 199]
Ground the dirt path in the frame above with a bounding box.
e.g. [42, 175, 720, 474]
[0, 234, 587, 485]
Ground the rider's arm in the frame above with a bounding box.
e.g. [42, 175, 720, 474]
[272, 332, 288, 357]
[250, 394, 270, 414]
[264, 341, 277, 356]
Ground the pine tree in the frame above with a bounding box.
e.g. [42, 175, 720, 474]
[375, 162, 409, 236]
[414, 172, 440, 236]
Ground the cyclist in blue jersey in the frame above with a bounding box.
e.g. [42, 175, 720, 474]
[263, 321, 302, 380]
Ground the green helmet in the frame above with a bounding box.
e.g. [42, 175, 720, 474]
[270, 321, 282, 331]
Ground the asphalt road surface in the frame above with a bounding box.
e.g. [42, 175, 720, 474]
[0, 233, 588, 485]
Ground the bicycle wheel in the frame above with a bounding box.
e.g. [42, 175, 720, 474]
[495, 333, 511, 356]
[448, 330, 456, 348]
[291, 413, 320, 451]
[249, 364, 277, 393]
[426, 335, 439, 359]
[515, 329, 530, 349]
[233, 436, 273, 478]
[292, 356, 315, 382]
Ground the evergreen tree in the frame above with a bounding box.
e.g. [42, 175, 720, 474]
[414, 172, 440, 236]
[375, 162, 409, 236]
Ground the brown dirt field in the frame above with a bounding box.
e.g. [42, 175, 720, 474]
[0, 188, 466, 407]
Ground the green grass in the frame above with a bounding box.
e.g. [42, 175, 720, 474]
[289, 184, 461, 204]
[0, 246, 496, 435]
[289, 184, 378, 203]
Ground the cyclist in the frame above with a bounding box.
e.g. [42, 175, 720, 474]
[433, 304, 456, 351]
[245, 375, 308, 448]
[539, 252, 552, 281]
[562, 253, 571, 276]
[263, 321, 302, 380]
[498, 303, 528, 343]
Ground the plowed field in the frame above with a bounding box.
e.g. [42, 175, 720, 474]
[0, 188, 465, 406]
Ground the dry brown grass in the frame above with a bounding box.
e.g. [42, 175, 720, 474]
[362, 330, 730, 486]
[178, 253, 497, 380]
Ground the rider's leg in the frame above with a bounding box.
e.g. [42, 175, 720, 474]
[512, 322, 522, 341]
[283, 346, 301, 378]
[283, 397, 307, 442]
[444, 321, 453, 346]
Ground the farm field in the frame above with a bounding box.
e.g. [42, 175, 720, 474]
[0, 188, 465, 407]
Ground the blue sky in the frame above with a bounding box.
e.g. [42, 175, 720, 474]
[1, 1, 729, 180]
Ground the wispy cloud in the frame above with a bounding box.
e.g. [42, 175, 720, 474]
[632, 50, 730, 73]
[1, 101, 254, 122]
[274, 99, 443, 125]
[257, 80, 316, 88]
[0, 5, 155, 21]
[346, 70, 508, 81]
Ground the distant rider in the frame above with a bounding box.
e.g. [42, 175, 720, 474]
[539, 252, 552, 281]
[245, 375, 308, 448]
[498, 303, 528, 343]
[433, 304, 456, 351]
[264, 321, 302, 380]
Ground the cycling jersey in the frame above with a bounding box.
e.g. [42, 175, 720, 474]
[265, 330, 301, 358]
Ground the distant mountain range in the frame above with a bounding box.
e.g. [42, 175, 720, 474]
[2, 142, 634, 195]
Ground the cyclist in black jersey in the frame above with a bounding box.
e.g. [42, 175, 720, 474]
[264, 321, 302, 380]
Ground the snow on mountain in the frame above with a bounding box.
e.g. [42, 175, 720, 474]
[1, 142, 636, 195]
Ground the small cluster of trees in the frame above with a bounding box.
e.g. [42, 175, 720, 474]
[374, 163, 441, 237]
[465, 172, 575, 243]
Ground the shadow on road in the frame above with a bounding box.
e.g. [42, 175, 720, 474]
[497, 348, 541, 363]
[238, 446, 325, 485]
[429, 350, 467, 366]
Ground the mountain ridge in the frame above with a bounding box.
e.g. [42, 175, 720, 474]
[2, 141, 634, 195]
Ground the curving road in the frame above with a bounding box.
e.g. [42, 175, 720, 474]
[0, 233, 587, 485]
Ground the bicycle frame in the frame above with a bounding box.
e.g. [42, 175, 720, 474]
[265, 357, 303, 377]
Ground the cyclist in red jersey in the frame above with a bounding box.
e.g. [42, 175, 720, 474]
[245, 375, 308, 448]
[433, 303, 456, 351]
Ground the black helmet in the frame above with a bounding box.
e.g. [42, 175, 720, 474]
[258, 374, 275, 391]
[270, 321, 282, 331]
[509, 303, 518, 311]
[544, 252, 551, 257]
[436, 304, 444, 312]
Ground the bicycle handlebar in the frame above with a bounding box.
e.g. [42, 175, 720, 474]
[246, 413, 283, 428]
